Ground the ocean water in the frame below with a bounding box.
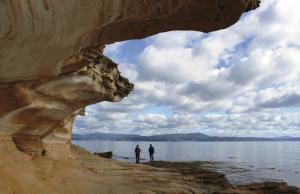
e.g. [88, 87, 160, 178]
[72, 141, 300, 187]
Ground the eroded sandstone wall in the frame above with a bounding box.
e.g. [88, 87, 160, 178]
[1, 47, 133, 156]
[0, 0, 259, 156]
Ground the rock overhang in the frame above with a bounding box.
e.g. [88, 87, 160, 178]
[0, 0, 260, 156]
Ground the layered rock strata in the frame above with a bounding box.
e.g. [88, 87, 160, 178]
[1, 46, 133, 156]
[0, 0, 260, 82]
[0, 0, 260, 156]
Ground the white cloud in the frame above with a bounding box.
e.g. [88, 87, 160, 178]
[75, 110, 300, 137]
[74, 0, 300, 137]
[104, 42, 125, 55]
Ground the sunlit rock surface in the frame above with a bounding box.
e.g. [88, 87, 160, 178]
[0, 0, 261, 193]
[2, 49, 133, 156]
[0, 0, 259, 156]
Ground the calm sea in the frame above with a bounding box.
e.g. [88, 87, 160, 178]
[72, 141, 300, 187]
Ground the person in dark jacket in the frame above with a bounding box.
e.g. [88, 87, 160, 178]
[148, 144, 155, 163]
[135, 145, 141, 164]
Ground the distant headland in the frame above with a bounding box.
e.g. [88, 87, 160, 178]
[72, 132, 300, 142]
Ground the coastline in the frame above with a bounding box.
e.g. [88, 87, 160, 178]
[0, 137, 299, 194]
[74, 140, 300, 188]
[142, 161, 300, 194]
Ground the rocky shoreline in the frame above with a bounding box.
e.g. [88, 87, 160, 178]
[143, 161, 300, 194]
[0, 138, 299, 194]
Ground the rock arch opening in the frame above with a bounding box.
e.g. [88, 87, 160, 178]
[0, 0, 259, 156]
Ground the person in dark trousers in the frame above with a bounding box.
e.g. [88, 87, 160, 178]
[148, 144, 155, 163]
[135, 145, 141, 164]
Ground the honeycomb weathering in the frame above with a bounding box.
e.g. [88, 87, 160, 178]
[0, 0, 259, 156]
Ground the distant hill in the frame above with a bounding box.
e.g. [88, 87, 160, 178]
[72, 132, 300, 141]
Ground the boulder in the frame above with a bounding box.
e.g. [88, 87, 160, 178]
[94, 151, 113, 159]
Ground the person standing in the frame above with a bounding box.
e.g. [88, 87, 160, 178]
[135, 145, 141, 164]
[148, 144, 155, 163]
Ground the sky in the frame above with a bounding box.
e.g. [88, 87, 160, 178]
[74, 0, 300, 137]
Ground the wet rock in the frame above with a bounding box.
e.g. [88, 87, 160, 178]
[215, 181, 300, 194]
[144, 161, 233, 191]
[238, 182, 300, 194]
[94, 151, 113, 159]
[144, 161, 300, 194]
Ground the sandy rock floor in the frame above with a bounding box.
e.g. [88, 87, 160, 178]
[0, 136, 299, 194]
[0, 137, 221, 194]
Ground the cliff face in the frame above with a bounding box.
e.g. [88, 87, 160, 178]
[0, 45, 133, 156]
[0, 0, 259, 156]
